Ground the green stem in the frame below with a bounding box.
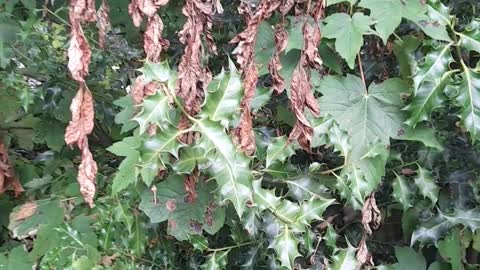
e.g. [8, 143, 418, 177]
[206, 241, 255, 252]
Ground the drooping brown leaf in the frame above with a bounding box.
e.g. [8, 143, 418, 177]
[230, 0, 281, 155]
[97, 0, 111, 49]
[144, 14, 170, 62]
[268, 25, 288, 94]
[130, 75, 160, 105]
[0, 142, 24, 197]
[279, 0, 296, 15]
[361, 193, 381, 235]
[302, 21, 322, 69]
[357, 234, 374, 269]
[70, 0, 96, 23]
[128, 0, 169, 27]
[184, 169, 199, 203]
[68, 17, 91, 82]
[78, 139, 97, 208]
[65, 83, 95, 146]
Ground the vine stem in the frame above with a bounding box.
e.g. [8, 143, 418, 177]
[357, 53, 367, 92]
[206, 241, 255, 252]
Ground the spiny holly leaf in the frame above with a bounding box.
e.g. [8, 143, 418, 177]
[405, 44, 454, 126]
[438, 228, 462, 270]
[454, 68, 480, 141]
[392, 174, 415, 212]
[8, 199, 64, 239]
[331, 241, 359, 270]
[459, 19, 480, 54]
[359, 0, 425, 43]
[172, 147, 208, 174]
[443, 209, 480, 231]
[269, 225, 301, 269]
[414, 166, 439, 206]
[296, 196, 335, 226]
[201, 251, 229, 270]
[319, 75, 407, 159]
[142, 126, 185, 158]
[394, 247, 426, 270]
[138, 61, 172, 83]
[411, 215, 452, 245]
[409, 1, 452, 42]
[266, 136, 296, 168]
[285, 175, 332, 201]
[322, 12, 374, 69]
[393, 35, 421, 80]
[201, 59, 243, 127]
[133, 91, 174, 134]
[139, 174, 225, 241]
[194, 118, 253, 217]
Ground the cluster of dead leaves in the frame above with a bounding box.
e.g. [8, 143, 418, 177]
[0, 142, 24, 197]
[176, 0, 222, 201]
[357, 193, 382, 268]
[66, 0, 109, 207]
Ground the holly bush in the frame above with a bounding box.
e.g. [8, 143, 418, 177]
[2, 0, 480, 269]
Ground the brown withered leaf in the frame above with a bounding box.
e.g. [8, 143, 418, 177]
[130, 75, 160, 105]
[10, 202, 37, 222]
[302, 21, 322, 69]
[288, 64, 320, 149]
[268, 25, 288, 94]
[357, 234, 374, 269]
[230, 0, 281, 155]
[97, 0, 111, 49]
[184, 166, 199, 203]
[362, 193, 381, 235]
[144, 14, 169, 62]
[68, 18, 91, 82]
[70, 0, 96, 23]
[128, 0, 169, 27]
[279, 0, 296, 15]
[310, 0, 326, 21]
[65, 83, 95, 146]
[78, 140, 97, 208]
[0, 142, 24, 197]
[101, 254, 119, 267]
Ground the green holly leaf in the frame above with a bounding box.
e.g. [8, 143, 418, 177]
[202, 59, 243, 127]
[133, 91, 174, 135]
[394, 247, 426, 270]
[266, 136, 296, 168]
[443, 209, 480, 231]
[269, 225, 301, 269]
[411, 215, 452, 245]
[201, 251, 229, 270]
[414, 166, 439, 205]
[454, 68, 480, 141]
[405, 44, 454, 126]
[194, 118, 253, 217]
[331, 241, 358, 270]
[8, 199, 64, 239]
[139, 174, 225, 241]
[252, 179, 299, 224]
[409, 2, 452, 42]
[322, 12, 374, 69]
[296, 196, 335, 225]
[392, 174, 415, 212]
[359, 0, 425, 43]
[143, 126, 185, 158]
[459, 19, 480, 54]
[138, 61, 172, 83]
[285, 175, 332, 201]
[189, 235, 209, 252]
[172, 147, 208, 174]
[251, 86, 272, 112]
[438, 228, 462, 270]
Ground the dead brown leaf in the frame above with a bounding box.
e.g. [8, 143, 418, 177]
[65, 83, 95, 146]
[78, 140, 97, 208]
[0, 142, 24, 196]
[144, 14, 170, 62]
[362, 193, 381, 235]
[97, 0, 111, 49]
[268, 25, 288, 94]
[101, 254, 119, 266]
[303, 21, 322, 69]
[70, 0, 96, 23]
[356, 234, 374, 269]
[11, 202, 37, 222]
[128, 0, 169, 27]
[67, 17, 91, 82]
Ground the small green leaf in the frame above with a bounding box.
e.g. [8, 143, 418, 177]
[454, 68, 480, 141]
[172, 147, 208, 174]
[438, 228, 462, 270]
[138, 61, 172, 83]
[107, 136, 141, 157]
[270, 225, 301, 269]
[111, 152, 140, 194]
[266, 136, 296, 168]
[331, 241, 358, 270]
[322, 12, 374, 68]
[133, 91, 174, 134]
[414, 166, 439, 205]
[409, 2, 452, 42]
[393, 35, 421, 80]
[394, 246, 426, 270]
[143, 126, 185, 158]
[392, 174, 415, 212]
[201, 251, 229, 270]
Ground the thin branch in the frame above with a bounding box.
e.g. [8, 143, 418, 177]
[357, 53, 367, 92]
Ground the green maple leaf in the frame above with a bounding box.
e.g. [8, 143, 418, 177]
[194, 118, 253, 217]
[454, 68, 480, 141]
[414, 166, 439, 206]
[201, 250, 229, 270]
[331, 241, 359, 270]
[202, 59, 243, 127]
[266, 136, 297, 168]
[405, 44, 454, 126]
[392, 174, 415, 212]
[269, 225, 301, 269]
[322, 12, 374, 69]
[459, 19, 480, 54]
[139, 174, 225, 241]
[133, 91, 175, 135]
[359, 0, 425, 43]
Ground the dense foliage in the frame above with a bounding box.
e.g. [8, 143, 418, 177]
[2, 0, 480, 269]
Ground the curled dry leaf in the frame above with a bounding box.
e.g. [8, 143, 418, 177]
[357, 234, 374, 269]
[97, 0, 111, 49]
[0, 142, 24, 197]
[130, 75, 160, 105]
[65, 84, 95, 146]
[230, 0, 281, 155]
[128, 0, 169, 27]
[361, 193, 381, 235]
[302, 21, 322, 69]
[144, 14, 170, 62]
[10, 202, 37, 222]
[279, 0, 295, 15]
[68, 17, 91, 82]
[70, 0, 96, 23]
[268, 25, 288, 94]
[78, 139, 98, 208]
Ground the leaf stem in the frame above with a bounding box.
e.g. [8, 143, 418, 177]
[357, 53, 367, 92]
[206, 241, 255, 252]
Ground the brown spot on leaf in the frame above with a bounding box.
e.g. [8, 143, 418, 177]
[401, 168, 415, 176]
[205, 202, 217, 227]
[11, 202, 37, 222]
[184, 169, 199, 203]
[361, 193, 381, 235]
[166, 199, 176, 212]
[167, 219, 177, 230]
[189, 219, 203, 234]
